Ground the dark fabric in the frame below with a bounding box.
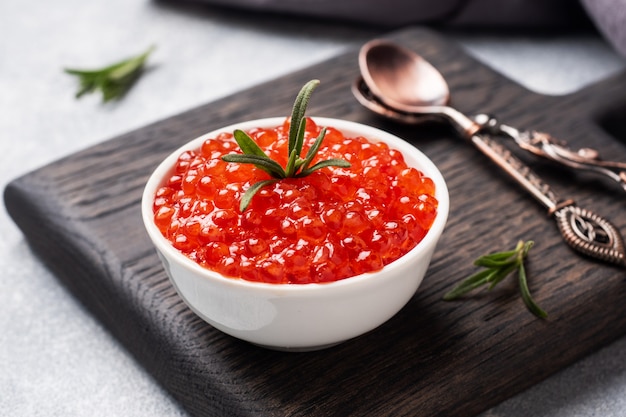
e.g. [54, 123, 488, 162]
[182, 0, 626, 56]
[582, 0, 626, 56]
[447, 0, 590, 28]
[195, 0, 588, 27]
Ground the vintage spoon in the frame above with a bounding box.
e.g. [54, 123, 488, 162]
[353, 39, 626, 267]
[358, 39, 626, 192]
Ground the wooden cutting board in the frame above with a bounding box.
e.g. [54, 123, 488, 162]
[5, 27, 626, 417]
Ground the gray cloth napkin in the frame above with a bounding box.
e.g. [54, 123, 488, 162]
[198, 0, 586, 27]
[188, 0, 626, 56]
[581, 0, 626, 56]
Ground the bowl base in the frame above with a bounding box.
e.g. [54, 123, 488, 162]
[252, 341, 344, 352]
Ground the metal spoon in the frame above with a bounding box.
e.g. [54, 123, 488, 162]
[358, 39, 626, 192]
[353, 39, 626, 267]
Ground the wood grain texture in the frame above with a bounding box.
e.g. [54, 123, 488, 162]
[5, 27, 626, 417]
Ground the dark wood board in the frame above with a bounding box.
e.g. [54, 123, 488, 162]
[5, 27, 626, 417]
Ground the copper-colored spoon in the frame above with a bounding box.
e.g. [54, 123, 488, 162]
[357, 39, 626, 191]
[353, 39, 626, 267]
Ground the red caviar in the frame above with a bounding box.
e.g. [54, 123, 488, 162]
[153, 118, 438, 284]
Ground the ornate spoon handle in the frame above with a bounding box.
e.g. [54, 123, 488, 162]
[470, 132, 626, 267]
[491, 120, 626, 192]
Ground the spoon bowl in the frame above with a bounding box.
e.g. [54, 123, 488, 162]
[357, 40, 479, 136]
[359, 39, 450, 112]
[352, 77, 436, 125]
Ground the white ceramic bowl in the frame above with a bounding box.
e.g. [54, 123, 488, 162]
[142, 117, 449, 351]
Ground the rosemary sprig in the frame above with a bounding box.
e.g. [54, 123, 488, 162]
[64, 45, 155, 102]
[443, 240, 547, 318]
[222, 79, 351, 211]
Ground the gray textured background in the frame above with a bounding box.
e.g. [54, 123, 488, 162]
[2, 0, 626, 416]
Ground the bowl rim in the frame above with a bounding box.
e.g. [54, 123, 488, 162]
[141, 117, 449, 293]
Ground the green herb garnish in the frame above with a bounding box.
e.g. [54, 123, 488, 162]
[64, 45, 155, 102]
[443, 240, 547, 318]
[222, 79, 351, 211]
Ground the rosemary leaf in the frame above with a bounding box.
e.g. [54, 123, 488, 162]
[443, 240, 547, 318]
[233, 129, 271, 158]
[298, 158, 351, 177]
[240, 179, 278, 212]
[518, 261, 548, 318]
[474, 256, 516, 269]
[521, 240, 534, 257]
[475, 250, 518, 262]
[221, 154, 286, 178]
[285, 149, 299, 178]
[442, 268, 496, 300]
[65, 45, 155, 102]
[486, 263, 517, 290]
[300, 127, 327, 173]
[289, 80, 319, 155]
[293, 117, 307, 160]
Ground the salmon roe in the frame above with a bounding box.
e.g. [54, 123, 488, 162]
[153, 118, 438, 284]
